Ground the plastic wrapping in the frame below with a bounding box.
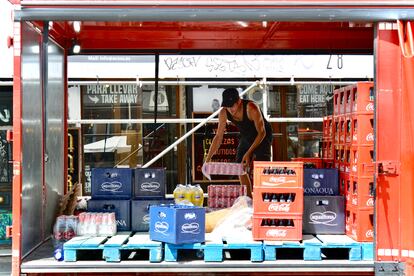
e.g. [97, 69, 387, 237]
[210, 196, 253, 239]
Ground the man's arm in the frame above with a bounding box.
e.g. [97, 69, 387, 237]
[242, 102, 266, 166]
[205, 109, 227, 163]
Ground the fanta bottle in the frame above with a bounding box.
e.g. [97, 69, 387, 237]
[191, 184, 204, 207]
[173, 184, 186, 204]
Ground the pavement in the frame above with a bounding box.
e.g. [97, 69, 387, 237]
[0, 245, 11, 276]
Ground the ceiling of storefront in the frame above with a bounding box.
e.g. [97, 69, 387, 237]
[46, 21, 374, 54]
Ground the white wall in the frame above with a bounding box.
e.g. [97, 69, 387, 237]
[0, 1, 14, 79]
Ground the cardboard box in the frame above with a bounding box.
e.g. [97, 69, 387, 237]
[303, 196, 345, 234]
[91, 168, 133, 199]
[149, 204, 205, 244]
[304, 169, 339, 195]
[134, 168, 166, 199]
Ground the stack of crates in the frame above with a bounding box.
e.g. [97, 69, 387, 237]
[333, 82, 374, 242]
[322, 115, 334, 168]
[252, 161, 304, 241]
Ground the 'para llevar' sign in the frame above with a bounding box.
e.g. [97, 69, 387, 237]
[83, 84, 139, 105]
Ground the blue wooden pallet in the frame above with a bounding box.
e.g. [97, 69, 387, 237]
[316, 235, 362, 261]
[164, 233, 263, 262]
[64, 233, 162, 263]
[64, 236, 108, 262]
[263, 235, 322, 261]
[360, 242, 374, 261]
[103, 233, 163, 263]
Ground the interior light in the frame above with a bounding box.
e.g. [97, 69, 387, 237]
[290, 76, 295, 86]
[262, 21, 268, 28]
[73, 43, 81, 54]
[236, 21, 249, 28]
[73, 21, 81, 33]
[48, 21, 54, 29]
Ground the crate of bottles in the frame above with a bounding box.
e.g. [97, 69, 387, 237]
[253, 187, 303, 214]
[253, 161, 304, 188]
[346, 206, 374, 242]
[350, 82, 374, 115]
[348, 176, 375, 209]
[252, 215, 302, 241]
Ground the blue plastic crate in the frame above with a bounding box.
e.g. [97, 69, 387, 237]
[131, 199, 173, 232]
[134, 168, 166, 199]
[87, 199, 131, 231]
[304, 168, 339, 196]
[149, 204, 205, 244]
[91, 168, 133, 199]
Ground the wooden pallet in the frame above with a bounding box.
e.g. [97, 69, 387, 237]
[164, 233, 263, 262]
[63, 233, 163, 262]
[263, 235, 322, 261]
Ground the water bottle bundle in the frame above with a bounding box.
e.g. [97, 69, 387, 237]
[173, 184, 204, 206]
[77, 212, 117, 237]
[53, 215, 78, 243]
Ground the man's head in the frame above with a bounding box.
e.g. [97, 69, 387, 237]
[221, 88, 240, 108]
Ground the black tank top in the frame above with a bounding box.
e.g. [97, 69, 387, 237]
[226, 100, 273, 144]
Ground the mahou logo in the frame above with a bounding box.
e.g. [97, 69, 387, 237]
[366, 230, 374, 238]
[366, 103, 374, 112]
[366, 198, 374, 207]
[266, 229, 287, 237]
[268, 203, 291, 212]
[366, 133, 374, 142]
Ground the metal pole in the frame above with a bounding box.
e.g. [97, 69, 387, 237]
[142, 80, 260, 168]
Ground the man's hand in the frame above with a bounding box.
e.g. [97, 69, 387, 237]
[241, 152, 252, 171]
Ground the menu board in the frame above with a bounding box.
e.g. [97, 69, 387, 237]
[192, 112, 239, 182]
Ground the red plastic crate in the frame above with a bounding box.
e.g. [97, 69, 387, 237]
[339, 116, 346, 144]
[338, 145, 350, 174]
[349, 176, 375, 209]
[334, 116, 341, 144]
[334, 90, 340, 116]
[322, 139, 334, 159]
[323, 116, 334, 138]
[252, 214, 302, 241]
[339, 88, 346, 115]
[350, 145, 375, 178]
[253, 186, 303, 214]
[322, 158, 334, 169]
[339, 172, 350, 196]
[253, 161, 303, 188]
[352, 114, 374, 146]
[345, 87, 353, 114]
[345, 115, 353, 145]
[291, 158, 323, 169]
[346, 206, 374, 242]
[351, 82, 374, 115]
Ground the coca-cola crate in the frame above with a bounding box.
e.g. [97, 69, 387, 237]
[253, 161, 303, 188]
[349, 176, 375, 209]
[339, 88, 346, 115]
[334, 116, 341, 144]
[345, 115, 353, 145]
[333, 90, 340, 116]
[322, 158, 334, 169]
[339, 172, 350, 197]
[345, 87, 353, 114]
[350, 145, 375, 178]
[339, 116, 346, 144]
[207, 185, 246, 198]
[322, 139, 334, 159]
[334, 145, 342, 171]
[352, 114, 374, 146]
[323, 116, 334, 138]
[291, 158, 323, 169]
[346, 206, 374, 242]
[253, 186, 303, 214]
[252, 214, 302, 241]
[351, 82, 374, 115]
